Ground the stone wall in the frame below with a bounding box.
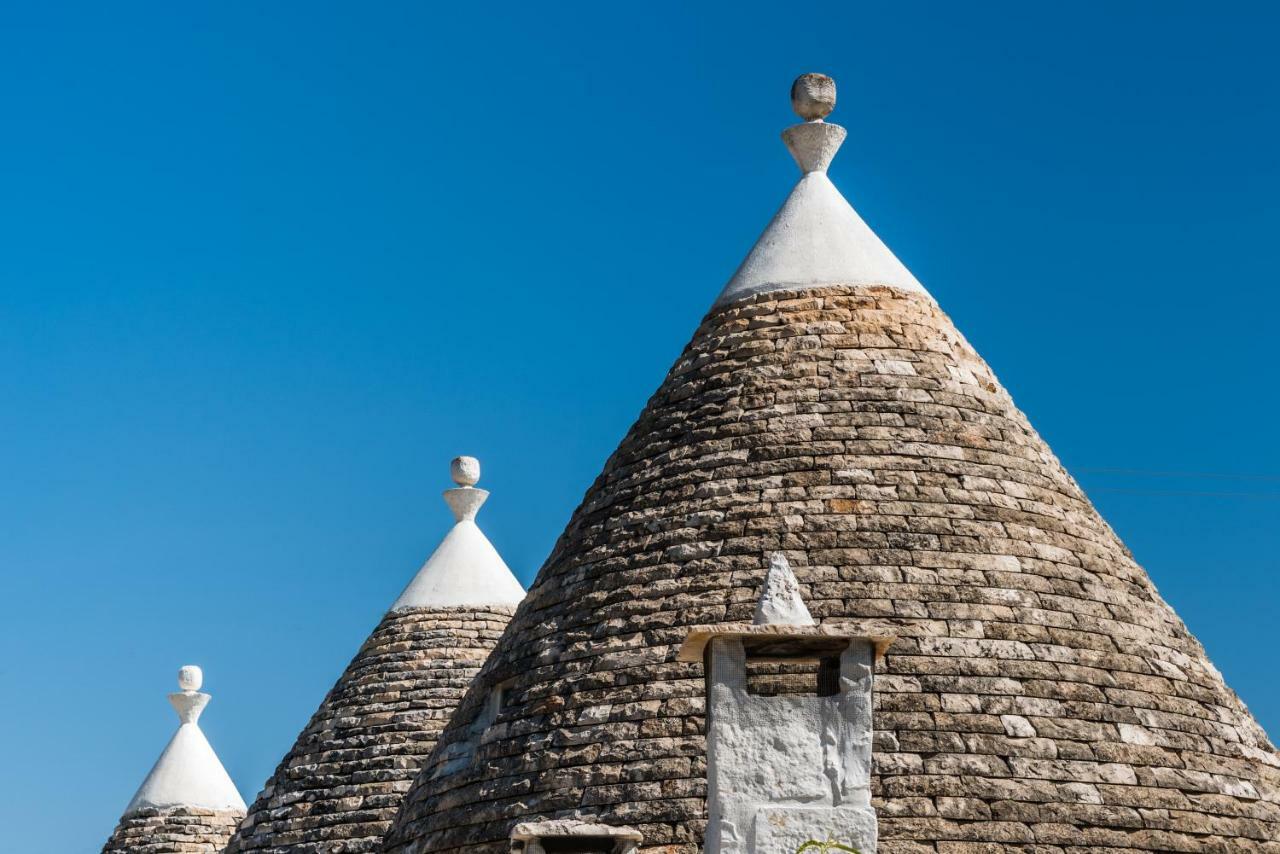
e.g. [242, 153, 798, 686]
[385, 286, 1280, 853]
[102, 806, 242, 853]
[226, 605, 513, 853]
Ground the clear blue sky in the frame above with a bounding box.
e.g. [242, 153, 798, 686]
[2, 3, 1277, 850]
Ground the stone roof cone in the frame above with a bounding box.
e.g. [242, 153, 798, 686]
[384, 76, 1280, 852]
[102, 666, 247, 854]
[225, 457, 525, 854]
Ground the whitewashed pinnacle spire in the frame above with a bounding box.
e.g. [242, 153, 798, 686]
[122, 666, 247, 815]
[389, 456, 526, 610]
[715, 73, 929, 308]
[753, 552, 815, 626]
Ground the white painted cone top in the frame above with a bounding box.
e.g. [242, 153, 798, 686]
[389, 456, 526, 610]
[753, 553, 815, 626]
[715, 74, 930, 308]
[122, 666, 247, 815]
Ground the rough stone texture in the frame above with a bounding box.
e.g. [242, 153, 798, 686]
[384, 285, 1280, 853]
[510, 819, 643, 853]
[102, 806, 242, 853]
[752, 552, 814, 625]
[226, 605, 514, 854]
[791, 73, 836, 121]
[705, 637, 877, 853]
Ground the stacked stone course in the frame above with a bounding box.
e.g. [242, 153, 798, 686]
[102, 807, 243, 853]
[384, 285, 1280, 853]
[227, 605, 514, 853]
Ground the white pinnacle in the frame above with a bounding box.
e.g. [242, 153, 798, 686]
[121, 666, 246, 815]
[753, 553, 815, 626]
[715, 73, 929, 308]
[389, 456, 526, 610]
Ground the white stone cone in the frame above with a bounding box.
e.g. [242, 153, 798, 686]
[715, 74, 929, 308]
[123, 666, 246, 815]
[389, 456, 526, 611]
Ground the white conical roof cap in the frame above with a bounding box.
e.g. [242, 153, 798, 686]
[715, 74, 930, 308]
[390, 457, 526, 610]
[122, 666, 246, 815]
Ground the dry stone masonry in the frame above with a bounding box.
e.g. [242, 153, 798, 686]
[226, 458, 524, 853]
[225, 605, 515, 853]
[94, 73, 1280, 854]
[385, 284, 1280, 853]
[382, 74, 1280, 851]
[102, 808, 244, 854]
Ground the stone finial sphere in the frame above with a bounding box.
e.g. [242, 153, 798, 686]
[178, 664, 203, 692]
[791, 73, 836, 121]
[451, 455, 481, 487]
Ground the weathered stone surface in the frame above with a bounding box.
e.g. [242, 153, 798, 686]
[705, 636, 877, 853]
[226, 605, 513, 853]
[752, 552, 814, 626]
[791, 73, 836, 121]
[383, 286, 1280, 853]
[101, 806, 242, 854]
[510, 818, 643, 854]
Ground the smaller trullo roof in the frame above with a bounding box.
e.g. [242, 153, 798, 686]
[102, 665, 246, 854]
[225, 456, 526, 854]
[123, 665, 246, 814]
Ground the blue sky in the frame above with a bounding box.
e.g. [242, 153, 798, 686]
[2, 3, 1278, 850]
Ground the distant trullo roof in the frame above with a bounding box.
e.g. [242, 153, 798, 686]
[102, 666, 246, 854]
[384, 75, 1280, 853]
[224, 457, 525, 854]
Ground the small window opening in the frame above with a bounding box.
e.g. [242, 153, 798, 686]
[492, 678, 514, 712]
[740, 637, 848, 698]
[509, 821, 641, 854]
[538, 837, 618, 853]
[474, 677, 516, 732]
[744, 654, 841, 697]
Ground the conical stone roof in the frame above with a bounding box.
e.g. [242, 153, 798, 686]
[226, 458, 524, 854]
[103, 666, 247, 854]
[383, 76, 1280, 853]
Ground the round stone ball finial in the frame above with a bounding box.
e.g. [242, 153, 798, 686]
[791, 73, 836, 121]
[177, 664, 203, 692]
[451, 455, 481, 487]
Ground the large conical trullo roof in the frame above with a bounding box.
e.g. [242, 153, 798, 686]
[384, 76, 1280, 853]
[225, 458, 525, 853]
[102, 666, 247, 854]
